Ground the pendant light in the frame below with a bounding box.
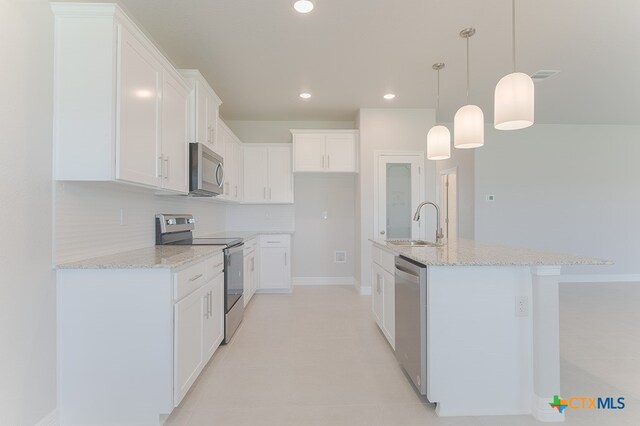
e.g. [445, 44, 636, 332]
[494, 0, 534, 130]
[427, 63, 451, 160]
[454, 28, 484, 149]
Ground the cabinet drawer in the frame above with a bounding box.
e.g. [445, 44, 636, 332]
[372, 245, 395, 274]
[259, 234, 290, 248]
[174, 253, 223, 301]
[244, 237, 257, 254]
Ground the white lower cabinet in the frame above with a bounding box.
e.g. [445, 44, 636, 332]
[371, 245, 395, 349]
[57, 252, 224, 425]
[257, 234, 292, 292]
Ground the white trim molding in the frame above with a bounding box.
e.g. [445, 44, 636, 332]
[359, 286, 372, 296]
[560, 274, 640, 283]
[293, 277, 356, 286]
[35, 410, 58, 426]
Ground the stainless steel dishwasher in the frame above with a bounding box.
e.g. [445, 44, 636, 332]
[394, 255, 428, 395]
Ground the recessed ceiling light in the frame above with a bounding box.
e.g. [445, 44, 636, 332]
[383, 93, 396, 100]
[293, 0, 314, 14]
[299, 92, 311, 99]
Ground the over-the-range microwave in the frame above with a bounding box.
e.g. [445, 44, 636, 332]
[189, 143, 224, 197]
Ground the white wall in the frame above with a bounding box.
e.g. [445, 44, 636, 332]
[358, 109, 437, 292]
[55, 183, 227, 263]
[226, 120, 357, 280]
[225, 120, 355, 144]
[435, 131, 475, 239]
[0, 1, 56, 424]
[475, 124, 640, 277]
[292, 174, 355, 279]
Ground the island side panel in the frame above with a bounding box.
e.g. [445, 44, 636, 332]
[427, 265, 534, 416]
[531, 265, 565, 422]
[57, 268, 174, 425]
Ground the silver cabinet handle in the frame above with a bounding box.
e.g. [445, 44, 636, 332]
[327, 155, 330, 169]
[164, 157, 170, 180]
[268, 187, 272, 200]
[204, 292, 209, 319]
[208, 290, 212, 317]
[263, 187, 266, 200]
[321, 155, 325, 168]
[235, 185, 238, 197]
[284, 252, 287, 266]
[189, 273, 203, 282]
[158, 156, 164, 178]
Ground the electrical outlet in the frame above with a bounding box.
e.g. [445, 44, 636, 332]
[334, 251, 346, 263]
[486, 194, 495, 202]
[515, 296, 529, 317]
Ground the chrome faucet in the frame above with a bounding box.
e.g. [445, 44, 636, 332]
[413, 201, 444, 244]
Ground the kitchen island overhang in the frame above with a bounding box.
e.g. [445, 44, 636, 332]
[371, 238, 611, 422]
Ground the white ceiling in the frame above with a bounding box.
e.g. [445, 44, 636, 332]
[116, 0, 640, 124]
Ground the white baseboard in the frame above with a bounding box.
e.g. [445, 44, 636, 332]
[35, 409, 58, 426]
[560, 274, 640, 283]
[359, 286, 372, 295]
[293, 277, 355, 286]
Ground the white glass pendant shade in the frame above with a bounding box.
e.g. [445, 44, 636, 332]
[494, 72, 534, 130]
[293, 0, 314, 13]
[427, 125, 451, 160]
[454, 104, 484, 149]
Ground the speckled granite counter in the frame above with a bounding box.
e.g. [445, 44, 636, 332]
[371, 238, 611, 266]
[196, 230, 295, 240]
[56, 245, 224, 269]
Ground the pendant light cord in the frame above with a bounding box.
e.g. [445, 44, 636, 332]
[512, 0, 516, 72]
[436, 68, 440, 124]
[466, 36, 470, 103]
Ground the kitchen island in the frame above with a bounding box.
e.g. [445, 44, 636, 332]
[370, 238, 610, 422]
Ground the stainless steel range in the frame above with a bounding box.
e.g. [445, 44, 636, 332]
[156, 214, 243, 344]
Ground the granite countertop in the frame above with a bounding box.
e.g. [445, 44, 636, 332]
[56, 245, 224, 269]
[196, 230, 295, 240]
[371, 238, 612, 267]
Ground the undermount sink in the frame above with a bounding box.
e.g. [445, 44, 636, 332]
[388, 239, 442, 248]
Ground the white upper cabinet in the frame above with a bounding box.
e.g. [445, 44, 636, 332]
[178, 70, 223, 156]
[52, 3, 190, 194]
[161, 70, 189, 193]
[243, 144, 293, 204]
[216, 119, 243, 202]
[291, 130, 359, 173]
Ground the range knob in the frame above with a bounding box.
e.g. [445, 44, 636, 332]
[167, 219, 177, 225]
[187, 218, 196, 224]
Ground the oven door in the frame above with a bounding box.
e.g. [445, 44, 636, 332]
[189, 143, 224, 196]
[224, 243, 244, 312]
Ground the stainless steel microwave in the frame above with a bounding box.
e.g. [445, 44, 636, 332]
[189, 143, 224, 197]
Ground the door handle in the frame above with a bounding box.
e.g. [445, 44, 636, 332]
[189, 273, 203, 282]
[380, 230, 386, 235]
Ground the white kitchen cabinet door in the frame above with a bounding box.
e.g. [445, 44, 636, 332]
[161, 70, 189, 193]
[381, 267, 395, 349]
[259, 247, 291, 291]
[174, 286, 204, 405]
[206, 89, 221, 154]
[116, 26, 162, 187]
[325, 134, 356, 172]
[267, 146, 293, 203]
[243, 145, 268, 202]
[372, 263, 383, 328]
[203, 274, 224, 362]
[293, 134, 325, 172]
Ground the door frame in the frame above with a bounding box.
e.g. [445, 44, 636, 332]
[373, 151, 426, 241]
[436, 166, 458, 240]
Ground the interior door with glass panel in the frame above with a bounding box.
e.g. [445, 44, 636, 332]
[376, 155, 423, 240]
